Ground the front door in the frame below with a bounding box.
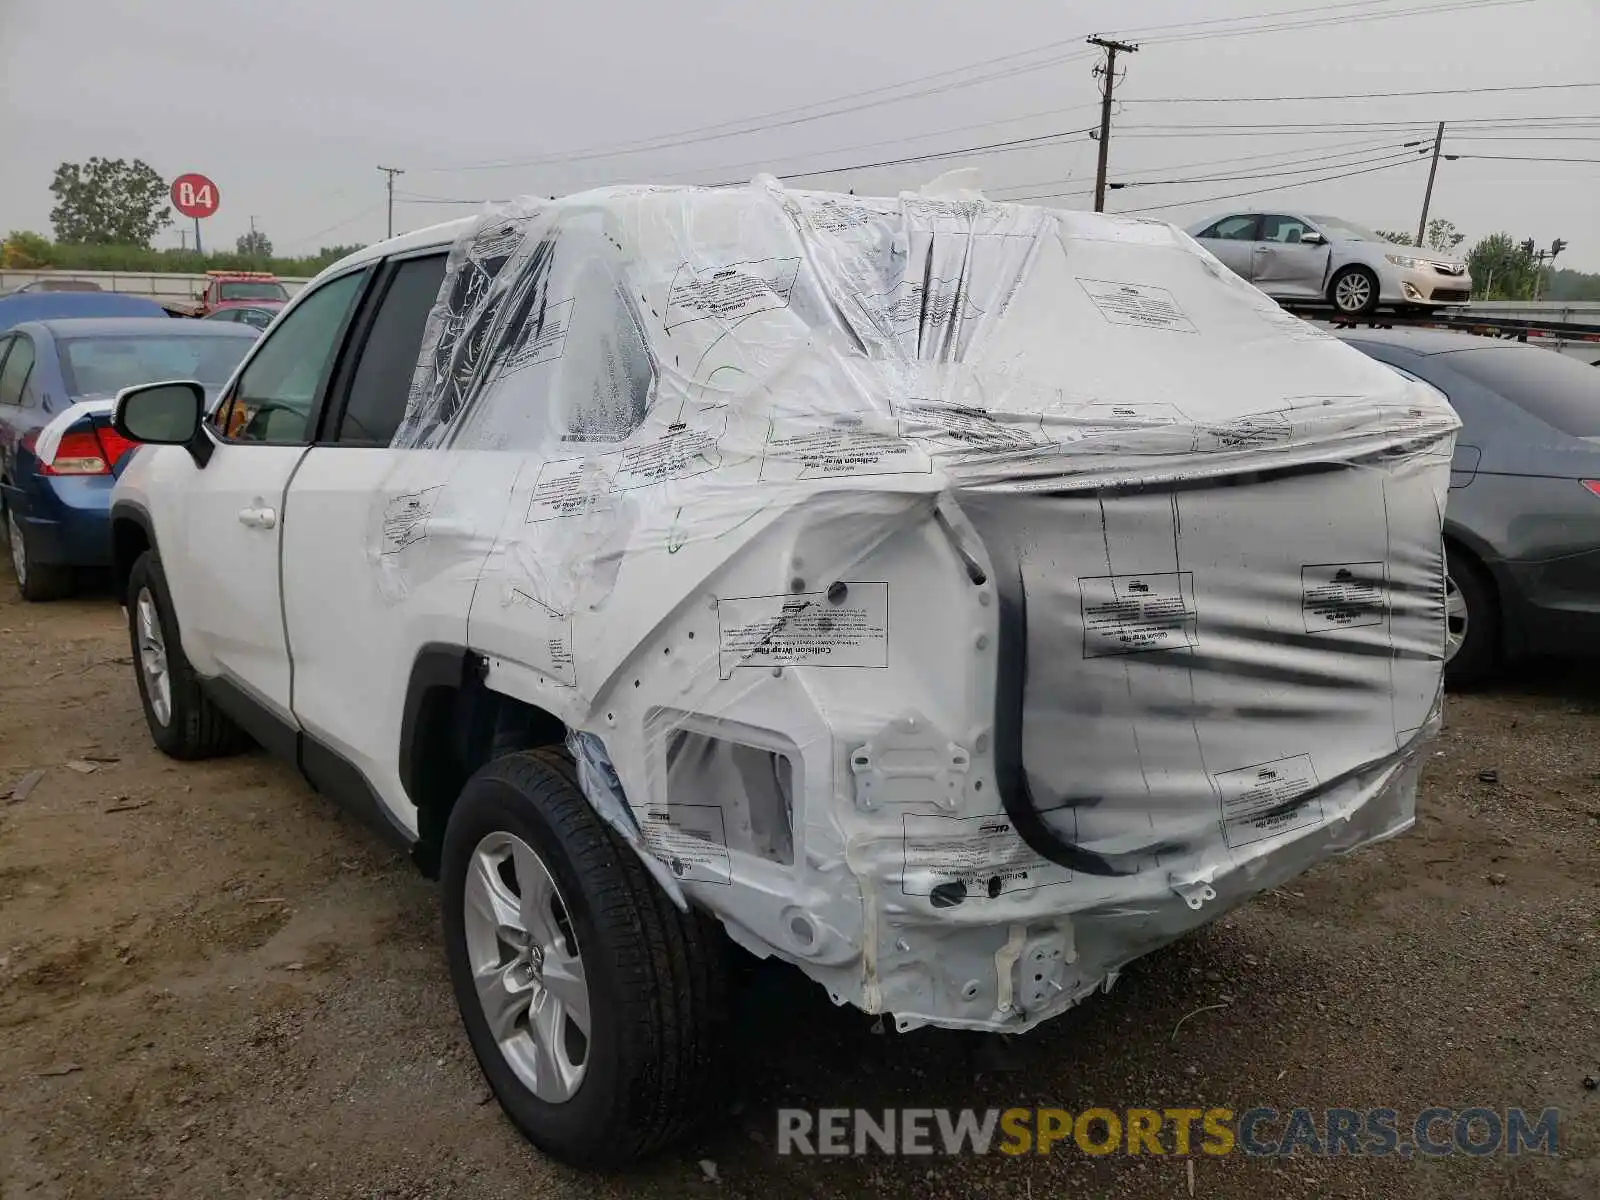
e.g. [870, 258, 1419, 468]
[177, 267, 370, 720]
[1249, 214, 1332, 299]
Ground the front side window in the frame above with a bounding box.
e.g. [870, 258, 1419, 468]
[213, 269, 367, 444]
[334, 254, 447, 445]
[1199, 215, 1259, 241]
[0, 335, 35, 407]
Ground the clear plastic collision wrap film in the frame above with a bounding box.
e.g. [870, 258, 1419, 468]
[372, 176, 1458, 1032]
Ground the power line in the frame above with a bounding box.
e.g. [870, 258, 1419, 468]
[706, 127, 1095, 187]
[420, 0, 1522, 175]
[1135, 80, 1599, 104]
[1137, 0, 1535, 44]
[1445, 153, 1600, 163]
[1111, 145, 1427, 188]
[1117, 157, 1425, 214]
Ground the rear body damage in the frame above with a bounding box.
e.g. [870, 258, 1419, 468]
[364, 183, 1456, 1033]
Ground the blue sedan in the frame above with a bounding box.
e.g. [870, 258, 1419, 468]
[0, 318, 256, 600]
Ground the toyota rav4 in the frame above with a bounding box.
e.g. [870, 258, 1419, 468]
[108, 183, 1457, 1166]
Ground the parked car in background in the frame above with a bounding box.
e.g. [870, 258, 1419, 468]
[202, 305, 277, 332]
[1188, 211, 1473, 316]
[187, 271, 289, 318]
[1339, 327, 1600, 682]
[3, 278, 104, 295]
[0, 291, 166, 332]
[0, 319, 256, 599]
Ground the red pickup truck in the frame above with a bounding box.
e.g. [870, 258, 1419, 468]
[186, 271, 289, 318]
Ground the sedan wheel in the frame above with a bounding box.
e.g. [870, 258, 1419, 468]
[134, 586, 174, 727]
[1331, 267, 1378, 315]
[7, 509, 25, 589]
[1443, 572, 1468, 664]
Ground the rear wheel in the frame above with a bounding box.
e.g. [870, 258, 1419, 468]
[4, 504, 73, 601]
[442, 749, 727, 1166]
[126, 550, 251, 758]
[1444, 548, 1498, 686]
[1329, 265, 1380, 317]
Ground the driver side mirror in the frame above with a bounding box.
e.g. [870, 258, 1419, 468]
[1299, 231, 1326, 246]
[113, 380, 213, 468]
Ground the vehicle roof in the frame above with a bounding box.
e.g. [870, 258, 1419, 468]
[324, 217, 474, 276]
[1333, 327, 1530, 356]
[20, 317, 260, 339]
[0, 292, 165, 328]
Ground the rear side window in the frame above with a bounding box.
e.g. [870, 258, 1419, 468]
[1198, 215, 1258, 241]
[1441, 345, 1600, 437]
[0, 335, 35, 406]
[334, 254, 448, 445]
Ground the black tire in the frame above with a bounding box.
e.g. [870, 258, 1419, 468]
[3, 501, 73, 602]
[441, 749, 728, 1166]
[1444, 547, 1498, 687]
[126, 550, 251, 759]
[1328, 265, 1380, 317]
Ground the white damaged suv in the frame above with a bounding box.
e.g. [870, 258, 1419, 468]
[110, 183, 1457, 1165]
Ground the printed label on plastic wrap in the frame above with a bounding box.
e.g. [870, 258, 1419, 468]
[716, 582, 888, 678]
[612, 426, 722, 487]
[1079, 571, 1198, 658]
[1302, 562, 1387, 633]
[380, 486, 442, 555]
[665, 257, 801, 330]
[1215, 754, 1324, 848]
[642, 806, 732, 885]
[869, 279, 986, 337]
[526, 459, 615, 522]
[1076, 279, 1199, 333]
[899, 403, 1049, 451]
[791, 196, 893, 235]
[760, 421, 931, 480]
[508, 589, 577, 686]
[899, 813, 1068, 897]
[498, 299, 574, 376]
[1194, 411, 1294, 451]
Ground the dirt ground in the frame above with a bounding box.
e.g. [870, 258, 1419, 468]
[1, 582, 1595, 1200]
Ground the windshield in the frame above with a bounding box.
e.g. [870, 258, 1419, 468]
[219, 281, 288, 301]
[1441, 344, 1600, 437]
[60, 334, 254, 398]
[1308, 216, 1390, 244]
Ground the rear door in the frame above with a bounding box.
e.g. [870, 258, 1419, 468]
[0, 334, 39, 512]
[1192, 214, 1260, 280]
[1250, 214, 1331, 299]
[169, 267, 370, 722]
[281, 248, 470, 826]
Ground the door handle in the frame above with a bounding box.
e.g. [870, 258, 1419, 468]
[237, 507, 278, 529]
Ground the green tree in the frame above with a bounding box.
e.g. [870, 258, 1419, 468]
[236, 228, 273, 258]
[1, 230, 54, 268]
[1466, 232, 1537, 300]
[49, 158, 173, 246]
[1375, 229, 1414, 245]
[1425, 218, 1465, 254]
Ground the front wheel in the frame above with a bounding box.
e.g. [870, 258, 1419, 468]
[441, 749, 728, 1166]
[1329, 265, 1380, 316]
[126, 551, 251, 758]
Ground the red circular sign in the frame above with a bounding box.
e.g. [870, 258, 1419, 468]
[171, 173, 220, 220]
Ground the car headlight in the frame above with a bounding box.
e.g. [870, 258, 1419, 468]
[1385, 253, 1427, 269]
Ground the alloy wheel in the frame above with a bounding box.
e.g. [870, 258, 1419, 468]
[135, 587, 173, 726]
[462, 830, 591, 1103]
[7, 509, 26, 588]
[1335, 271, 1374, 313]
[1444, 571, 1468, 663]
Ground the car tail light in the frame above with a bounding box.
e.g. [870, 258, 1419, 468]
[38, 430, 109, 476]
[1584, 480, 1600, 497]
[93, 424, 140, 469]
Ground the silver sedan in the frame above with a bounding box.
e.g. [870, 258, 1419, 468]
[1186, 211, 1473, 316]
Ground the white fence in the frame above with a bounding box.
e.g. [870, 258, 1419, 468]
[1, 269, 310, 303]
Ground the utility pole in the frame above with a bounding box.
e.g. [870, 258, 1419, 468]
[1414, 121, 1445, 248]
[377, 165, 405, 239]
[1088, 36, 1139, 212]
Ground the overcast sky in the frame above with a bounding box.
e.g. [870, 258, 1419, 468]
[3, 0, 1597, 269]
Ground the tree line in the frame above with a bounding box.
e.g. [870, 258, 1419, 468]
[9, 156, 1600, 301]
